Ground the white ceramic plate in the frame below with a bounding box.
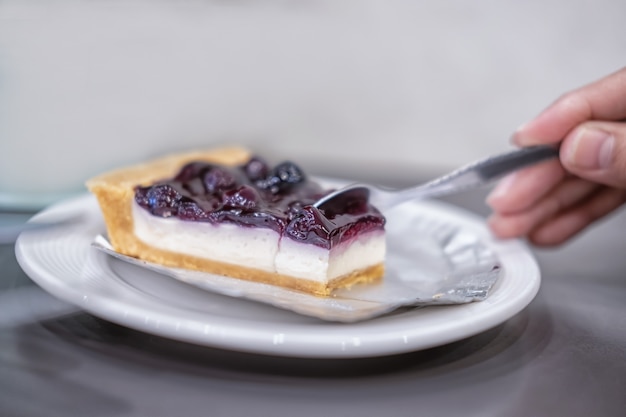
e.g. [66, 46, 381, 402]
[15, 194, 540, 358]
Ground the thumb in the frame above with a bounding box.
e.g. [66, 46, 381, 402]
[560, 121, 626, 188]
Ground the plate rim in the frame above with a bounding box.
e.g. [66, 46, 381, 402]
[15, 193, 540, 358]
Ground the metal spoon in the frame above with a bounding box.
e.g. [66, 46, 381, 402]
[314, 145, 559, 212]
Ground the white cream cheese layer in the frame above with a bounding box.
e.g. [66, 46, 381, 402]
[132, 202, 385, 283]
[274, 232, 385, 280]
[132, 203, 279, 272]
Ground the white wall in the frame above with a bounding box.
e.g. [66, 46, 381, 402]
[1, 0, 624, 204]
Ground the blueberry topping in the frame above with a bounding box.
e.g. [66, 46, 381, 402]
[184, 177, 206, 196]
[244, 157, 269, 181]
[203, 168, 237, 193]
[140, 184, 183, 217]
[133, 156, 385, 247]
[174, 162, 210, 183]
[177, 200, 209, 221]
[222, 185, 259, 210]
[134, 186, 151, 209]
[257, 161, 305, 194]
[286, 200, 304, 220]
[285, 206, 335, 248]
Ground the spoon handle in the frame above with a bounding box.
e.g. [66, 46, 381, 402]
[472, 145, 560, 181]
[383, 145, 560, 210]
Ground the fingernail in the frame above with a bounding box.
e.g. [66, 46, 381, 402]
[486, 173, 517, 207]
[509, 122, 541, 147]
[564, 128, 614, 170]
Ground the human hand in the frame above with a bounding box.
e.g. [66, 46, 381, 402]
[487, 67, 626, 246]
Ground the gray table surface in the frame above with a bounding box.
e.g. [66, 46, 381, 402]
[1, 185, 625, 417]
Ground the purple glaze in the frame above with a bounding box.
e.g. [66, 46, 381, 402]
[134, 157, 385, 249]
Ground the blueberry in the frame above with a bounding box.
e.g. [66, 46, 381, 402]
[203, 168, 237, 193]
[146, 184, 183, 217]
[177, 200, 209, 221]
[285, 206, 332, 248]
[274, 161, 304, 184]
[286, 200, 304, 220]
[243, 157, 269, 181]
[222, 185, 259, 210]
[175, 162, 211, 182]
[285, 208, 314, 240]
[257, 161, 305, 194]
[134, 186, 151, 209]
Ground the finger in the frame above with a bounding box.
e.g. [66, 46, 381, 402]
[529, 187, 626, 246]
[486, 159, 565, 214]
[487, 177, 600, 239]
[560, 121, 626, 189]
[513, 67, 626, 147]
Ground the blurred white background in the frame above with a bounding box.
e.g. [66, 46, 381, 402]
[0, 0, 624, 207]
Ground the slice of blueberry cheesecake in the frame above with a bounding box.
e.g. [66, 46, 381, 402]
[86, 147, 385, 296]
